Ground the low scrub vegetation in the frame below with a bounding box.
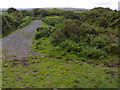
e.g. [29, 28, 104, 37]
[2, 8, 32, 37]
[34, 13, 118, 59]
[19, 16, 32, 28]
[42, 16, 64, 26]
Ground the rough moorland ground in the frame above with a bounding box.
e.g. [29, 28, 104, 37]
[2, 21, 119, 88]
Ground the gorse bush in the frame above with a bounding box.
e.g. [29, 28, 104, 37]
[60, 40, 82, 53]
[34, 26, 56, 39]
[2, 8, 32, 37]
[53, 19, 83, 42]
[81, 46, 107, 59]
[58, 40, 107, 59]
[90, 34, 109, 49]
[2, 14, 18, 35]
[79, 7, 119, 29]
[51, 29, 65, 45]
[51, 19, 83, 44]
[19, 16, 32, 28]
[42, 16, 64, 26]
[111, 18, 120, 29]
[62, 10, 79, 19]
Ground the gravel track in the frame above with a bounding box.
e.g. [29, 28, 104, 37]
[2, 20, 41, 60]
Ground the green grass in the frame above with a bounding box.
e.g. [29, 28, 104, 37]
[2, 55, 118, 88]
[2, 37, 119, 88]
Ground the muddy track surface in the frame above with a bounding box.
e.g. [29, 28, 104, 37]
[2, 20, 41, 60]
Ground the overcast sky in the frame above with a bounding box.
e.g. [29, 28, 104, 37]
[0, 0, 119, 10]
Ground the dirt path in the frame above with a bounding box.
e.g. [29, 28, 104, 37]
[2, 20, 41, 60]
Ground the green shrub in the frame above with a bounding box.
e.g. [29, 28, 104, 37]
[56, 19, 82, 41]
[62, 10, 78, 19]
[42, 16, 64, 26]
[90, 34, 109, 49]
[2, 8, 33, 37]
[19, 16, 32, 28]
[51, 29, 65, 45]
[52, 19, 102, 43]
[81, 46, 107, 59]
[110, 18, 120, 29]
[79, 7, 119, 29]
[34, 26, 56, 39]
[58, 40, 107, 59]
[54, 24, 66, 30]
[59, 40, 82, 53]
[2, 14, 18, 35]
[104, 43, 119, 54]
